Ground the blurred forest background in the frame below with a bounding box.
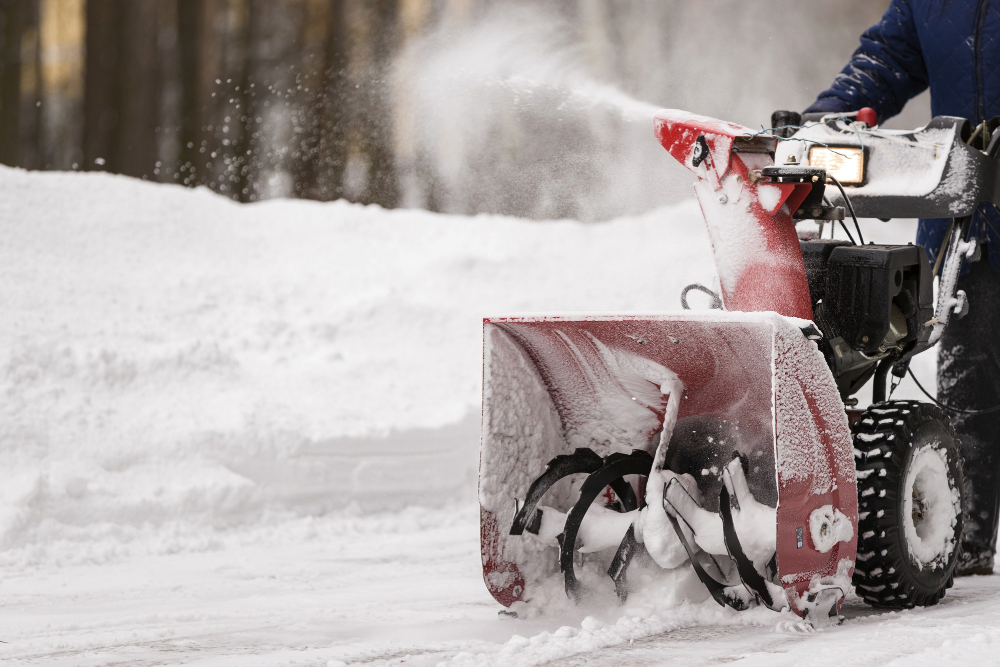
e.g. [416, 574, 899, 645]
[0, 0, 920, 219]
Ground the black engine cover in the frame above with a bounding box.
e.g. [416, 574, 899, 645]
[822, 244, 933, 356]
[800, 239, 852, 310]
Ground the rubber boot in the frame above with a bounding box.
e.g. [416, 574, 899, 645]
[938, 259, 1000, 576]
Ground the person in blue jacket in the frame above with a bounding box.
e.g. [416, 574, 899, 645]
[805, 0, 1000, 576]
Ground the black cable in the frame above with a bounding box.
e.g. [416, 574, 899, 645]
[823, 194, 857, 244]
[837, 218, 857, 245]
[828, 175, 864, 245]
[907, 368, 1000, 415]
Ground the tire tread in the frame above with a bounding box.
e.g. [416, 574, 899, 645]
[852, 400, 963, 609]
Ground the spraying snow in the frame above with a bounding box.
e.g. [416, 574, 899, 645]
[398, 4, 687, 221]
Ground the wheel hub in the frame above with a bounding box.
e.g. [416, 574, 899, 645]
[903, 444, 959, 569]
[911, 488, 928, 524]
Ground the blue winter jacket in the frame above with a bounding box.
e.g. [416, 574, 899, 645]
[805, 0, 1000, 270]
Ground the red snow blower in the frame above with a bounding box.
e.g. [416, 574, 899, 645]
[480, 107, 997, 620]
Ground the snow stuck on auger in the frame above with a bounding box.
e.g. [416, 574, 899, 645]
[480, 313, 856, 619]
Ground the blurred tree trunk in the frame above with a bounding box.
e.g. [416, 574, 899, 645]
[343, 0, 397, 208]
[178, 0, 226, 188]
[197, 0, 225, 181]
[83, 0, 117, 170]
[393, 0, 432, 210]
[365, 0, 398, 208]
[226, 0, 257, 201]
[38, 0, 86, 171]
[296, 0, 347, 200]
[321, 0, 348, 201]
[177, 0, 212, 184]
[116, 0, 159, 178]
[0, 0, 25, 166]
[12, 0, 43, 170]
[154, 0, 179, 182]
[292, 0, 326, 199]
[29, 0, 42, 169]
[84, 0, 159, 178]
[177, 0, 201, 179]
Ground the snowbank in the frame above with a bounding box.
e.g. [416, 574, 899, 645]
[0, 167, 718, 557]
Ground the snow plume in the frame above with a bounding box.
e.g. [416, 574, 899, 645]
[395, 3, 688, 221]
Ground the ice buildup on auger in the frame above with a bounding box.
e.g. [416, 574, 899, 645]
[481, 107, 1000, 620]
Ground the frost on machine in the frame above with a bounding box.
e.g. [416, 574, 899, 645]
[480, 107, 996, 621]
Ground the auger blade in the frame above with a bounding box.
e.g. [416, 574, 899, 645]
[720, 468, 776, 609]
[720, 453, 787, 610]
[607, 525, 643, 603]
[510, 448, 603, 535]
[662, 484, 749, 612]
[559, 450, 653, 602]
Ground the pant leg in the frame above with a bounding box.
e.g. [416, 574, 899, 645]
[938, 259, 1000, 570]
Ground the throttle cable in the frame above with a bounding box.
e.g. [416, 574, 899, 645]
[907, 368, 1000, 416]
[827, 174, 864, 245]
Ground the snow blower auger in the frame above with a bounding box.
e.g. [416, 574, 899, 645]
[481, 107, 999, 621]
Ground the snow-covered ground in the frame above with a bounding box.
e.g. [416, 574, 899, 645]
[0, 168, 990, 666]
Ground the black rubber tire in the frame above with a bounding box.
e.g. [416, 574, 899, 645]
[852, 400, 965, 608]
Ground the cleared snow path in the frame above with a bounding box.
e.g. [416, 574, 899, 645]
[3, 506, 998, 666]
[0, 168, 980, 666]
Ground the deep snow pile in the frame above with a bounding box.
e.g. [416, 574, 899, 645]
[0, 166, 722, 562]
[0, 168, 956, 666]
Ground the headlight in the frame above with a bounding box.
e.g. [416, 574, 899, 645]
[807, 146, 864, 184]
